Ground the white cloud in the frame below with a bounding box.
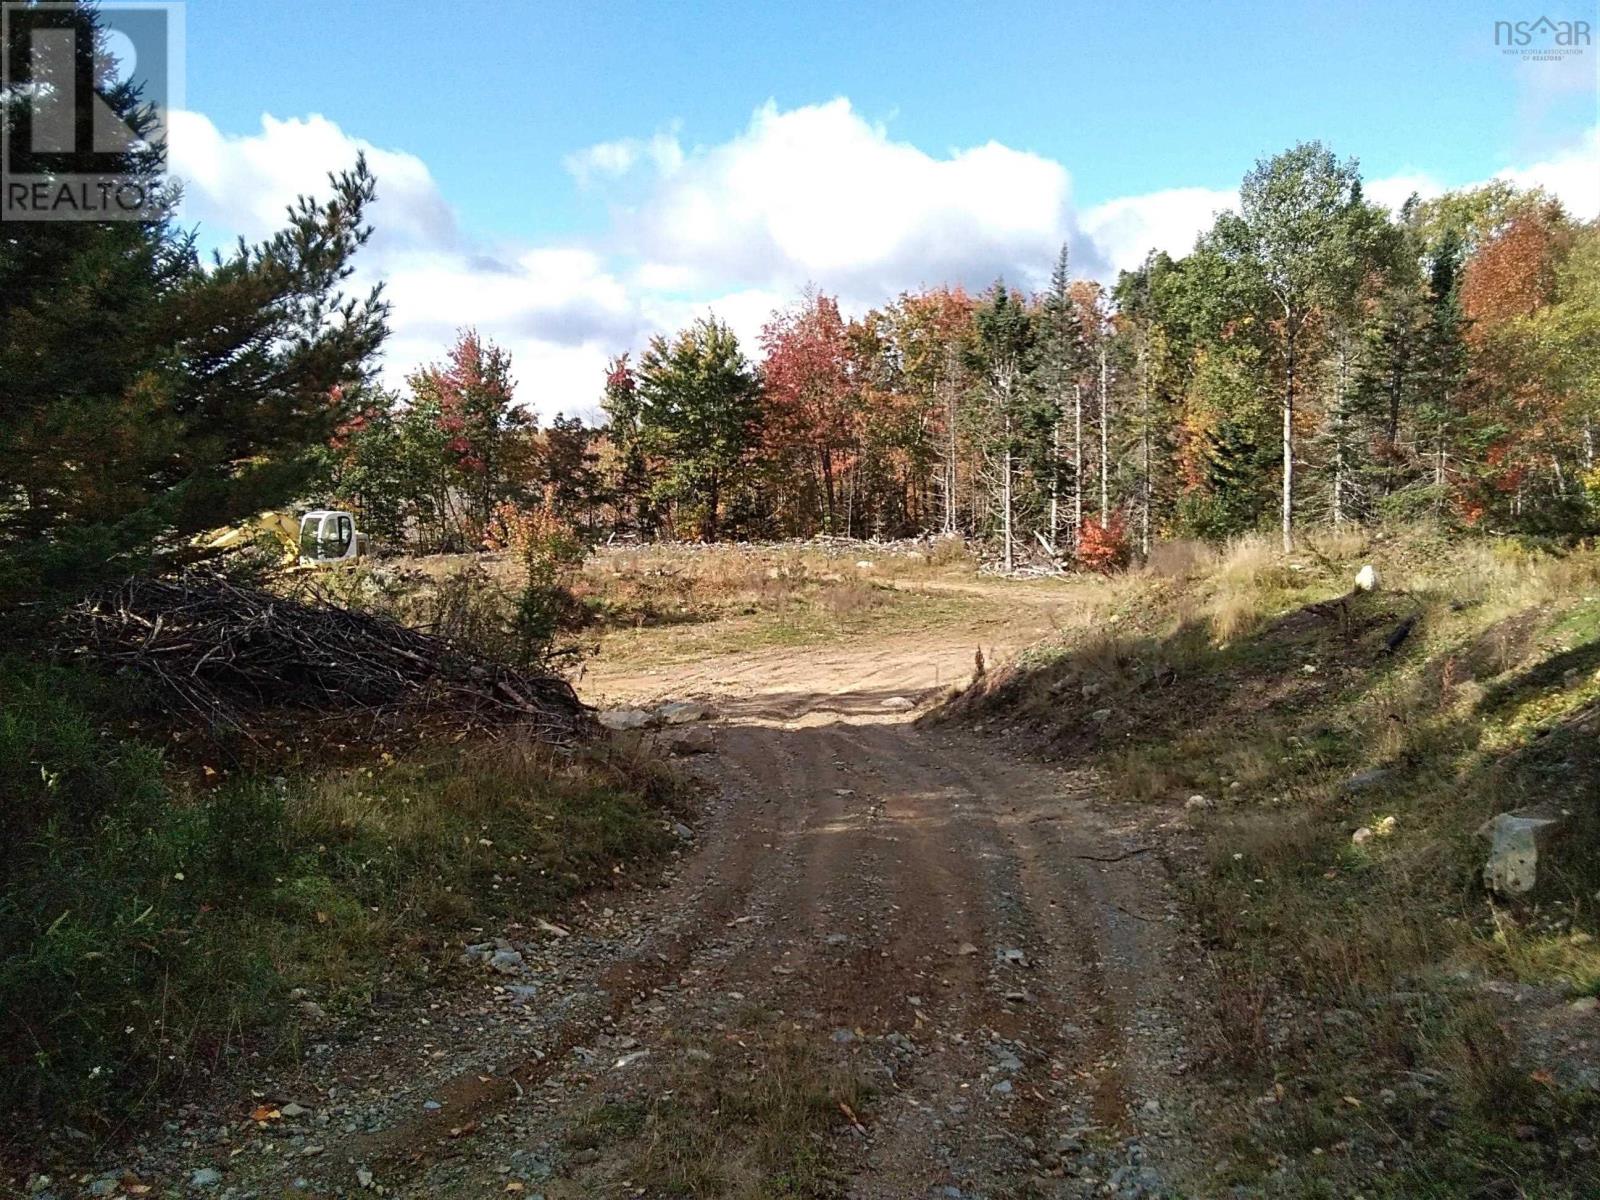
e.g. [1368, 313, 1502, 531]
[1496, 126, 1600, 219]
[608, 99, 1083, 297]
[1364, 171, 1445, 213]
[168, 110, 648, 420]
[169, 110, 458, 254]
[565, 127, 684, 187]
[1080, 186, 1237, 273]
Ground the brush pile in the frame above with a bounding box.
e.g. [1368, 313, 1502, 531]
[60, 574, 591, 744]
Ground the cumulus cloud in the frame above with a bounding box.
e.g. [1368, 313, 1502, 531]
[1496, 126, 1600, 218]
[565, 127, 684, 188]
[608, 99, 1084, 297]
[1080, 186, 1237, 273]
[170, 110, 459, 254]
[169, 110, 648, 420]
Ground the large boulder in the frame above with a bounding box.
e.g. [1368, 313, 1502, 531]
[598, 708, 653, 732]
[1479, 810, 1567, 896]
[657, 700, 713, 725]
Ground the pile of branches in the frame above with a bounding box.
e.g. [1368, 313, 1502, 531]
[60, 574, 592, 745]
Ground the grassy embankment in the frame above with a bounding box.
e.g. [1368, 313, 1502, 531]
[946, 528, 1600, 1197]
[0, 654, 685, 1145]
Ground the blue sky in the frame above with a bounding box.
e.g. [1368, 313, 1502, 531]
[170, 0, 1599, 416]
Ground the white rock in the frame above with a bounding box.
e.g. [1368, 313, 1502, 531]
[1352, 826, 1375, 846]
[598, 708, 652, 732]
[1355, 564, 1378, 592]
[657, 700, 711, 725]
[1480, 811, 1566, 896]
[1184, 794, 1211, 812]
[882, 696, 915, 712]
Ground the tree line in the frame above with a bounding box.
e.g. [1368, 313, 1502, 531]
[7, 5, 1597, 620]
[329, 142, 1600, 560]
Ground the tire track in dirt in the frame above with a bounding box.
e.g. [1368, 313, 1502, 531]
[117, 587, 1203, 1198]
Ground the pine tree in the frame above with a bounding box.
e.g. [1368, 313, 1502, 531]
[0, 1, 388, 605]
[635, 316, 761, 542]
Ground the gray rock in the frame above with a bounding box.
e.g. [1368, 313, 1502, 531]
[657, 700, 712, 725]
[598, 708, 653, 732]
[1184, 794, 1211, 812]
[190, 1167, 222, 1189]
[991, 1078, 1013, 1094]
[662, 725, 715, 756]
[672, 821, 694, 840]
[489, 948, 524, 975]
[1480, 810, 1566, 896]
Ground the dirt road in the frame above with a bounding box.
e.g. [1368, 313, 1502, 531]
[104, 587, 1208, 1198]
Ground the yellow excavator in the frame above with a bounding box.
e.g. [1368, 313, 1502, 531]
[199, 509, 368, 567]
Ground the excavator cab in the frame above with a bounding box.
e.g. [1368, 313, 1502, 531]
[298, 510, 366, 565]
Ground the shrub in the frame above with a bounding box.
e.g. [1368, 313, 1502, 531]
[484, 501, 590, 668]
[1076, 514, 1132, 574]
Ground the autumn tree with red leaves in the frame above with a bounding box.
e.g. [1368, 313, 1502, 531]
[759, 290, 858, 534]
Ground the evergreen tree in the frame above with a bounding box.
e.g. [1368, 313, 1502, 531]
[0, 1, 388, 605]
[635, 316, 761, 542]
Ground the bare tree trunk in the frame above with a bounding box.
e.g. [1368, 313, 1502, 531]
[1073, 383, 1083, 546]
[1138, 337, 1152, 556]
[1332, 343, 1349, 527]
[1049, 417, 1060, 545]
[1099, 347, 1110, 525]
[1282, 329, 1296, 553]
[944, 368, 959, 535]
[1433, 431, 1446, 517]
[1002, 423, 1014, 574]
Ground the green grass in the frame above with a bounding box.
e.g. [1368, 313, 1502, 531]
[0, 657, 683, 1138]
[944, 529, 1600, 1197]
